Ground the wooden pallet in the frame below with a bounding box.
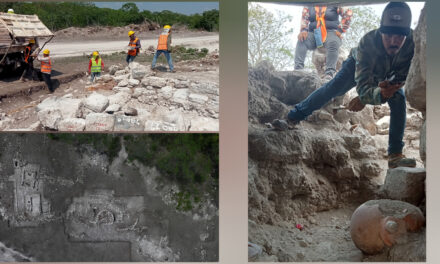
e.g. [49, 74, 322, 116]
[0, 12, 53, 38]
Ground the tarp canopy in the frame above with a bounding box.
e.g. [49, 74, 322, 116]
[0, 12, 53, 38]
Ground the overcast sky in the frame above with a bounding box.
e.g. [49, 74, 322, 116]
[93, 2, 218, 15]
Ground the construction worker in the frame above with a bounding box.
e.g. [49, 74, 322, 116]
[127, 31, 140, 64]
[37, 49, 54, 93]
[7, 9, 14, 14]
[295, 5, 353, 82]
[20, 39, 38, 82]
[151, 25, 174, 72]
[88, 51, 104, 82]
[273, 2, 416, 169]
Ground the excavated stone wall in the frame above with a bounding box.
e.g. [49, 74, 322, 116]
[0, 134, 218, 261]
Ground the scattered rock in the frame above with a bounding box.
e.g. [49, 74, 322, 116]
[37, 108, 62, 130]
[189, 93, 209, 105]
[118, 80, 129, 87]
[143, 76, 167, 88]
[114, 115, 144, 131]
[112, 86, 132, 93]
[114, 69, 128, 76]
[124, 107, 138, 116]
[108, 65, 120, 75]
[382, 167, 425, 205]
[108, 92, 131, 106]
[105, 104, 121, 114]
[405, 7, 426, 114]
[84, 92, 109, 113]
[191, 82, 219, 95]
[58, 118, 86, 131]
[406, 112, 423, 130]
[132, 88, 146, 98]
[131, 67, 149, 80]
[376, 116, 390, 130]
[172, 89, 189, 104]
[160, 86, 174, 99]
[85, 113, 115, 131]
[99, 75, 113, 83]
[128, 79, 140, 87]
[36, 96, 82, 119]
[248, 242, 263, 261]
[144, 120, 177, 131]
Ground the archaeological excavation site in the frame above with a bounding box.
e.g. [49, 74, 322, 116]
[248, 5, 426, 262]
[0, 133, 219, 261]
[0, 5, 219, 132]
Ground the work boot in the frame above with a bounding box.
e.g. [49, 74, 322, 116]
[271, 119, 298, 131]
[322, 72, 334, 83]
[388, 153, 416, 169]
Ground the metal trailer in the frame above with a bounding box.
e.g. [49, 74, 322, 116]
[0, 12, 54, 75]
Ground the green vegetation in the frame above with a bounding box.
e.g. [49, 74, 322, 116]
[47, 134, 219, 212]
[0, 2, 219, 32]
[172, 46, 209, 61]
[47, 134, 121, 162]
[124, 134, 219, 211]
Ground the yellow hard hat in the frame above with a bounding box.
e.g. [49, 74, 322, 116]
[29, 39, 36, 44]
[128, 30, 135, 36]
[92, 51, 99, 57]
[43, 49, 50, 55]
[164, 25, 171, 29]
[7, 9, 14, 14]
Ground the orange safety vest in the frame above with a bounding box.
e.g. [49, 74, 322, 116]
[128, 37, 139, 56]
[157, 33, 169, 51]
[41, 58, 51, 74]
[24, 46, 31, 63]
[315, 6, 327, 43]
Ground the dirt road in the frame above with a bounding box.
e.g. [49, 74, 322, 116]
[46, 35, 219, 58]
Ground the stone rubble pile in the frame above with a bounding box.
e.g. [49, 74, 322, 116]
[35, 62, 219, 131]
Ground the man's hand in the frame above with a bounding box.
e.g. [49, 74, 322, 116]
[378, 80, 404, 99]
[335, 31, 343, 39]
[348, 96, 366, 112]
[298, 31, 308, 42]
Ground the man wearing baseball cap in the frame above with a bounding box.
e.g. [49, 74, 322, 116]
[273, 2, 417, 169]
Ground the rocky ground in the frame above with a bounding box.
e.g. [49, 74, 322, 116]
[249, 8, 426, 262]
[248, 63, 426, 262]
[0, 51, 219, 131]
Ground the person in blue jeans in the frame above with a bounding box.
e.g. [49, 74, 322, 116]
[151, 25, 174, 72]
[273, 2, 417, 169]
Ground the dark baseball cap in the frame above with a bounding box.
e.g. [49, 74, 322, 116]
[380, 2, 412, 36]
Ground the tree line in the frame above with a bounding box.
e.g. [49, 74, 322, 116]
[0, 2, 219, 32]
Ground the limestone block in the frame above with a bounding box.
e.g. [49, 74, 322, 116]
[382, 167, 425, 205]
[85, 113, 115, 131]
[58, 118, 86, 131]
[84, 92, 109, 113]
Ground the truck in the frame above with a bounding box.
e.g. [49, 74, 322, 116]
[0, 12, 53, 75]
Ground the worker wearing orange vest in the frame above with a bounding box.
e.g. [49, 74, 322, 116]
[126, 31, 141, 64]
[37, 49, 54, 93]
[20, 39, 38, 82]
[151, 25, 174, 72]
[88, 51, 104, 82]
[294, 5, 353, 81]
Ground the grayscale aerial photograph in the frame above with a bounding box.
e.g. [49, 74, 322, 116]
[0, 133, 219, 261]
